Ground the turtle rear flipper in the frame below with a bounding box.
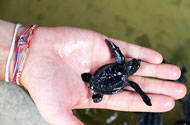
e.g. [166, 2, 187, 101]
[127, 80, 152, 106]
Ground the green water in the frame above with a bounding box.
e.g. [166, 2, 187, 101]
[0, 0, 190, 124]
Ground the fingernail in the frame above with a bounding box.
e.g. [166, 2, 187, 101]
[177, 84, 187, 99]
[164, 101, 171, 108]
[173, 72, 177, 76]
[172, 66, 181, 79]
[163, 100, 174, 110]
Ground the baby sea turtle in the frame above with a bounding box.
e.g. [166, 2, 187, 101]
[81, 39, 152, 106]
[175, 95, 190, 124]
[138, 112, 162, 125]
[176, 120, 190, 125]
[180, 95, 190, 120]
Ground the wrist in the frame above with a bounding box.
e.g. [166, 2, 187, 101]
[0, 20, 15, 80]
[0, 20, 24, 81]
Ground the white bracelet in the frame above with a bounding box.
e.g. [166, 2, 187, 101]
[5, 24, 22, 82]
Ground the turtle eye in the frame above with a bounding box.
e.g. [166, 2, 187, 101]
[125, 59, 141, 75]
[132, 62, 140, 71]
[128, 61, 140, 75]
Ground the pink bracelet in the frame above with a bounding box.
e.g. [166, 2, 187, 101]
[12, 24, 38, 85]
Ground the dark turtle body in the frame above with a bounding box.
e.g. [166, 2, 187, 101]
[89, 60, 140, 94]
[176, 120, 190, 125]
[138, 112, 162, 125]
[176, 95, 190, 124]
[81, 39, 152, 106]
[181, 95, 190, 120]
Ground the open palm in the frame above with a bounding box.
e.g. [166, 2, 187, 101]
[19, 27, 186, 125]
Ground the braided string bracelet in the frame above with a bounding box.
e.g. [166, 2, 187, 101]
[5, 24, 22, 82]
[12, 24, 38, 85]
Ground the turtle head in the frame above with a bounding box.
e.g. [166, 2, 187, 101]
[125, 59, 141, 75]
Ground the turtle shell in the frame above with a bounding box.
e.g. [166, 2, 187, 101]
[89, 63, 128, 94]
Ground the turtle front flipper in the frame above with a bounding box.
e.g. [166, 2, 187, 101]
[105, 39, 125, 65]
[127, 80, 152, 106]
[81, 73, 92, 83]
[92, 92, 103, 103]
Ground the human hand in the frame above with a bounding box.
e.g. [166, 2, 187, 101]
[19, 27, 186, 125]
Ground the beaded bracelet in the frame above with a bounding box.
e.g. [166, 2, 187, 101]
[12, 24, 38, 85]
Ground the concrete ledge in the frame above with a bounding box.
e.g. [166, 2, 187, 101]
[0, 81, 47, 125]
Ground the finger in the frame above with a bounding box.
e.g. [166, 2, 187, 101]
[135, 61, 181, 80]
[79, 91, 175, 112]
[91, 58, 180, 80]
[109, 38, 163, 64]
[92, 36, 163, 69]
[126, 75, 187, 99]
